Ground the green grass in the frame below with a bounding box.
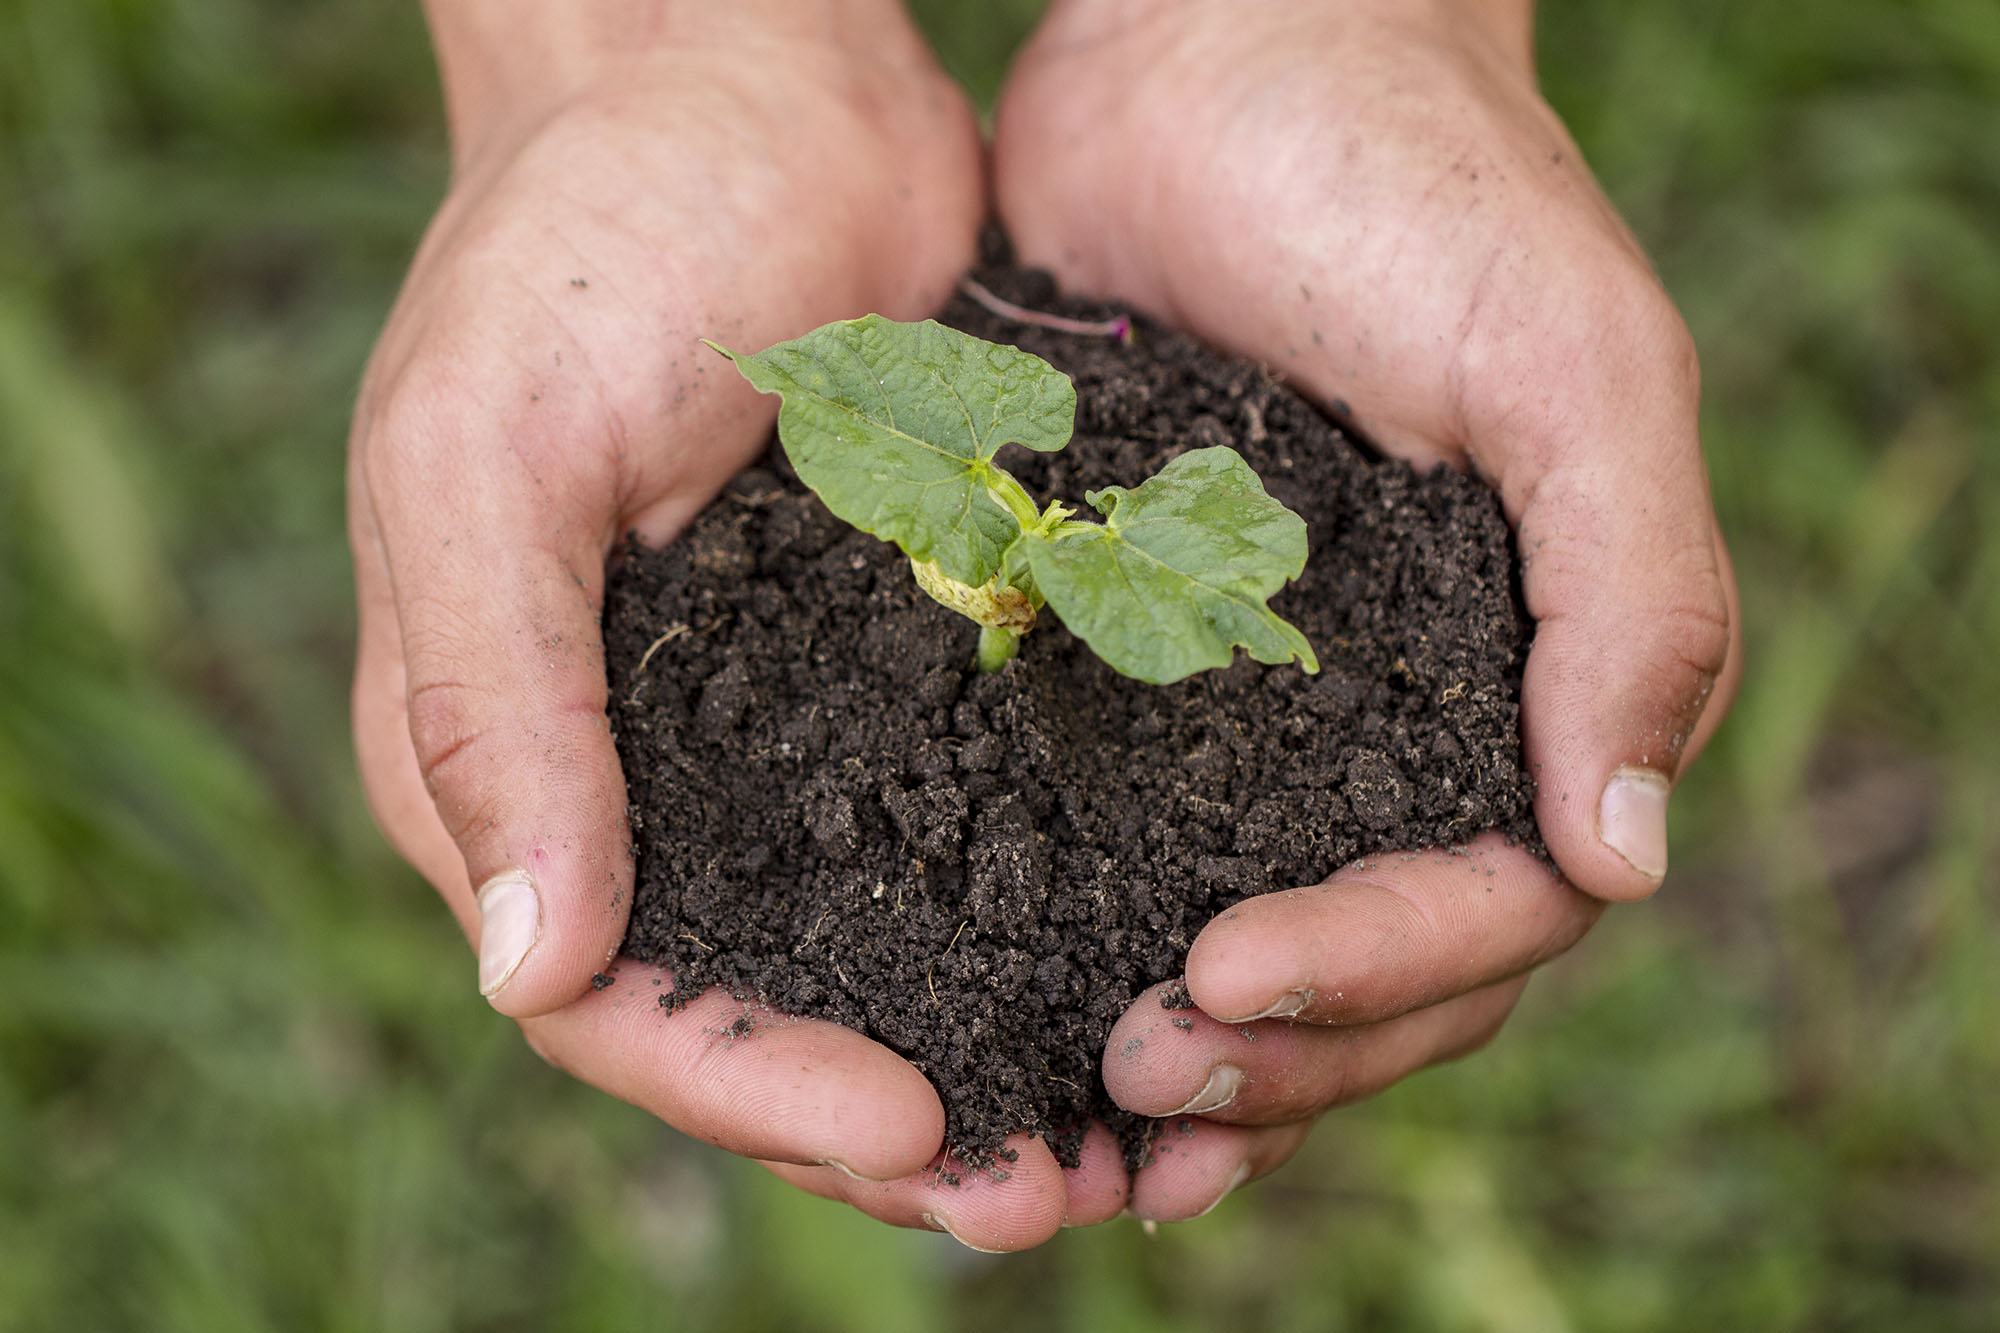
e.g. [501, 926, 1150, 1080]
[2, 0, 1995, 1328]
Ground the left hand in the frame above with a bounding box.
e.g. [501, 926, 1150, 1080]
[994, 0, 1743, 1220]
[348, 0, 1121, 1249]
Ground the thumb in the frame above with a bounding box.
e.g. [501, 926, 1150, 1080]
[359, 402, 633, 1018]
[1474, 291, 1740, 902]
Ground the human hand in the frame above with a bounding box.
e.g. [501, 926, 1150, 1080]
[994, 0, 1744, 1218]
[349, 0, 1122, 1248]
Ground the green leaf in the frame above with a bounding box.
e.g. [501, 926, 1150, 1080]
[708, 315, 1076, 587]
[1021, 447, 1318, 684]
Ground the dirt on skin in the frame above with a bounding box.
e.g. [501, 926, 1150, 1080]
[601, 260, 1542, 1170]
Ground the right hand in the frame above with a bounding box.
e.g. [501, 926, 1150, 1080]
[348, 0, 1120, 1249]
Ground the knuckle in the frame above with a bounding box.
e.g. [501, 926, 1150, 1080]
[1344, 876, 1458, 1013]
[1651, 590, 1734, 763]
[1314, 1045, 1366, 1112]
[1603, 273, 1701, 416]
[404, 673, 506, 841]
[359, 332, 567, 499]
[1567, 259, 1694, 366]
[1660, 304, 1702, 403]
[1245, 1042, 1361, 1125]
[1300, 1032, 1396, 1117]
[360, 356, 463, 481]
[1520, 492, 1732, 700]
[1481, 250, 1701, 422]
[1603, 532, 1733, 709]
[405, 673, 480, 785]
[1663, 586, 1734, 687]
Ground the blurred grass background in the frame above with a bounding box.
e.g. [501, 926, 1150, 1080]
[1, 0, 1994, 1327]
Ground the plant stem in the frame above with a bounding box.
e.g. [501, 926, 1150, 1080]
[983, 466, 1043, 529]
[976, 626, 1019, 673]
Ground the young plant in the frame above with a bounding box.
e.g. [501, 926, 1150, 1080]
[705, 315, 1319, 686]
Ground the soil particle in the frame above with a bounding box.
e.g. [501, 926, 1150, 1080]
[604, 262, 1540, 1170]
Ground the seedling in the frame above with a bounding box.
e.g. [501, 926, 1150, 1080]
[705, 315, 1318, 685]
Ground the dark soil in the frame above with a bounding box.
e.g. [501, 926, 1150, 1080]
[602, 261, 1540, 1171]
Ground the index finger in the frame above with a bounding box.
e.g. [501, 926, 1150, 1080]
[520, 959, 947, 1183]
[1181, 832, 1599, 1027]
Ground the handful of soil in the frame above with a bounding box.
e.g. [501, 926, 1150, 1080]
[601, 264, 1539, 1169]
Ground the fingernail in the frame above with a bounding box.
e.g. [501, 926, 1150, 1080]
[820, 1144, 900, 1176]
[820, 1144, 868, 1176]
[1599, 766, 1671, 880]
[1168, 1064, 1243, 1116]
[921, 1212, 1006, 1254]
[1216, 988, 1315, 1024]
[1118, 1207, 1164, 1236]
[1190, 1162, 1255, 1219]
[476, 868, 540, 996]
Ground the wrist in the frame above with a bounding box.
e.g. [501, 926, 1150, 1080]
[1041, 0, 1536, 78]
[421, 0, 920, 170]
[1431, 0, 1536, 74]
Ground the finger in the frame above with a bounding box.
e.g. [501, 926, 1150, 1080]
[1060, 1121, 1133, 1228]
[351, 489, 475, 929]
[1180, 835, 1598, 1028]
[520, 959, 946, 1181]
[1127, 1118, 1311, 1224]
[356, 381, 632, 1019]
[1680, 525, 1745, 773]
[1107, 977, 1527, 1127]
[1467, 280, 1739, 902]
[762, 1133, 1070, 1253]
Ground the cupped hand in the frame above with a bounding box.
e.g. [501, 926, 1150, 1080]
[994, 0, 1744, 1218]
[349, 0, 1115, 1248]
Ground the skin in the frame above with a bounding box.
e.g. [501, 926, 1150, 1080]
[350, 0, 1741, 1249]
[994, 0, 1743, 1212]
[349, 0, 1094, 1248]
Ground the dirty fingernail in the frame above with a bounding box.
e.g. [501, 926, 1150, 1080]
[1218, 989, 1315, 1023]
[476, 868, 540, 996]
[922, 1211, 1005, 1254]
[1599, 766, 1670, 880]
[1169, 1064, 1243, 1116]
[1191, 1161, 1255, 1219]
